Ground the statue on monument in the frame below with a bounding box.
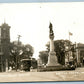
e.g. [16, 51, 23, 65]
[49, 22, 54, 40]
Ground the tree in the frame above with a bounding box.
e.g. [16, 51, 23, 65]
[9, 41, 34, 69]
[39, 51, 48, 65]
[46, 39, 72, 65]
[9, 41, 24, 69]
[21, 44, 34, 59]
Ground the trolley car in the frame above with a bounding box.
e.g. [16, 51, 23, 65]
[20, 59, 31, 71]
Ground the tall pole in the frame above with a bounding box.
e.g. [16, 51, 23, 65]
[18, 35, 21, 45]
[68, 31, 70, 62]
[17, 35, 21, 70]
[69, 32, 70, 42]
[68, 31, 73, 62]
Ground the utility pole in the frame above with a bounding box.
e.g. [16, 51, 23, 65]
[15, 48, 17, 71]
[18, 35, 21, 45]
[17, 35, 21, 70]
[15, 35, 21, 71]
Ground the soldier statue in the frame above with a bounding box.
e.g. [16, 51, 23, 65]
[49, 22, 54, 39]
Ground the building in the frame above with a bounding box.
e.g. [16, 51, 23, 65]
[65, 42, 76, 65]
[76, 43, 84, 66]
[0, 22, 10, 72]
[65, 42, 84, 67]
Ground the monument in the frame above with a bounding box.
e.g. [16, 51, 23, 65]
[37, 22, 62, 72]
[46, 22, 61, 66]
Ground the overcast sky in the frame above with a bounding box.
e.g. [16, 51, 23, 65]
[0, 2, 84, 59]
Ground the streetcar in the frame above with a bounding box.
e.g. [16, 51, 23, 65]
[20, 59, 31, 71]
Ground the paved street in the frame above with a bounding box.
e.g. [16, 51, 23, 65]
[0, 67, 84, 82]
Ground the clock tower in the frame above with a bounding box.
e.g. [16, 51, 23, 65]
[0, 22, 10, 72]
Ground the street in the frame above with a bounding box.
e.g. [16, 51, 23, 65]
[0, 68, 84, 82]
[0, 67, 84, 82]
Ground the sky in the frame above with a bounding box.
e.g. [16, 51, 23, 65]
[0, 2, 84, 59]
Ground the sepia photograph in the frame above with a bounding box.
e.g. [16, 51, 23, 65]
[0, 2, 84, 82]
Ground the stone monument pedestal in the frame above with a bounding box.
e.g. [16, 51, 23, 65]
[44, 51, 62, 71]
[47, 51, 60, 66]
